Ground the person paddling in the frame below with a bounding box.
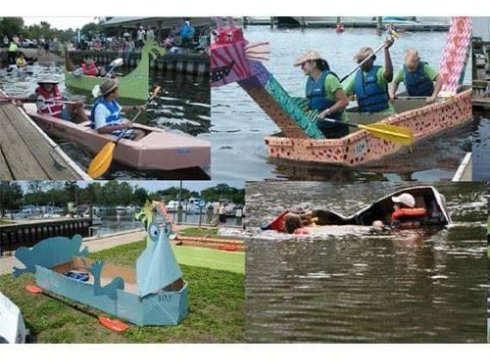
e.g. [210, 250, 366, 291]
[343, 37, 395, 115]
[90, 79, 146, 141]
[34, 79, 89, 123]
[390, 49, 443, 104]
[294, 50, 350, 138]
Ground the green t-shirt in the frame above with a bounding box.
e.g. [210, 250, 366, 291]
[322, 73, 349, 122]
[343, 67, 395, 115]
[393, 63, 439, 85]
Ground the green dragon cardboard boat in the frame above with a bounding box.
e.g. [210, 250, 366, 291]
[64, 40, 165, 102]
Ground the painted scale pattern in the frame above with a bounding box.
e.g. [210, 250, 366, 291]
[238, 60, 325, 139]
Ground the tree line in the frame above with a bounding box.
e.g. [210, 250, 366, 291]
[0, 181, 245, 217]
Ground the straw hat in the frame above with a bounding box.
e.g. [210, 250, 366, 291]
[354, 47, 375, 63]
[99, 79, 118, 96]
[391, 193, 416, 208]
[293, 50, 322, 66]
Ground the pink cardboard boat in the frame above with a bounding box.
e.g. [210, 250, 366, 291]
[24, 104, 211, 174]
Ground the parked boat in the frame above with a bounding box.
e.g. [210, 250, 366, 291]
[64, 40, 165, 102]
[13, 202, 188, 326]
[262, 186, 452, 232]
[0, 291, 27, 344]
[23, 104, 211, 174]
[211, 17, 472, 167]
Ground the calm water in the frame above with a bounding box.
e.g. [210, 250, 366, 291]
[473, 111, 490, 181]
[245, 182, 487, 342]
[212, 26, 472, 181]
[0, 63, 210, 180]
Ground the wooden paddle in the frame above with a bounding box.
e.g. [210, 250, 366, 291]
[26, 284, 129, 333]
[320, 118, 413, 145]
[87, 86, 161, 179]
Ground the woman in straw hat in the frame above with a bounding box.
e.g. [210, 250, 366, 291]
[90, 79, 146, 140]
[294, 50, 350, 138]
[343, 37, 395, 114]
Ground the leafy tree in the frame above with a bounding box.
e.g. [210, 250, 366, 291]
[0, 17, 24, 39]
[133, 187, 149, 206]
[0, 182, 23, 217]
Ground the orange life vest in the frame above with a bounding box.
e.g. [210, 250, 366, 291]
[35, 85, 63, 118]
[391, 208, 428, 221]
[82, 62, 98, 76]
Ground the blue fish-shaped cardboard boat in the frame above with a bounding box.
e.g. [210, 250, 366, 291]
[13, 202, 188, 326]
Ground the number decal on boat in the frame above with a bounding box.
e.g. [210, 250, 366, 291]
[354, 140, 368, 157]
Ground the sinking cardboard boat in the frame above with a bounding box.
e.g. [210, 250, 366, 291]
[13, 202, 188, 326]
[262, 186, 452, 233]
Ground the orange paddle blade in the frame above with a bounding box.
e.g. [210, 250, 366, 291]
[98, 316, 130, 332]
[87, 142, 116, 179]
[26, 284, 43, 294]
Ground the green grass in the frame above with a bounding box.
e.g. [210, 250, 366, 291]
[0, 219, 15, 225]
[0, 242, 244, 343]
[178, 227, 219, 237]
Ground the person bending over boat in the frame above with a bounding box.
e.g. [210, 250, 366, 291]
[343, 38, 395, 115]
[372, 193, 428, 230]
[81, 59, 99, 76]
[34, 80, 89, 124]
[294, 50, 350, 138]
[90, 79, 146, 141]
[390, 49, 443, 104]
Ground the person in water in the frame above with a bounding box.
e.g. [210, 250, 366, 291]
[294, 50, 350, 138]
[390, 49, 443, 104]
[90, 79, 146, 140]
[34, 80, 89, 123]
[372, 193, 428, 230]
[343, 37, 395, 115]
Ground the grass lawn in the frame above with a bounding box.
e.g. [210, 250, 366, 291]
[0, 242, 244, 343]
[178, 227, 219, 237]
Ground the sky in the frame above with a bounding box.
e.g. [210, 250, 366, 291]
[22, 17, 96, 30]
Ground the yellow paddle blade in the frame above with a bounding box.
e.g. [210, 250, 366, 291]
[87, 142, 116, 179]
[358, 122, 414, 145]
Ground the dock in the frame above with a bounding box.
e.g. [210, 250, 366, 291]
[452, 152, 472, 181]
[68, 51, 209, 76]
[473, 80, 490, 109]
[0, 90, 90, 180]
[0, 217, 96, 254]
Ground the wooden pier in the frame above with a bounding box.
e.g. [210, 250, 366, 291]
[0, 91, 90, 180]
[0, 218, 94, 254]
[452, 152, 472, 181]
[68, 51, 209, 76]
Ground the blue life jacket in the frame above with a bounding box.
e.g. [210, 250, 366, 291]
[403, 62, 434, 97]
[90, 97, 122, 133]
[354, 65, 389, 113]
[306, 70, 342, 120]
